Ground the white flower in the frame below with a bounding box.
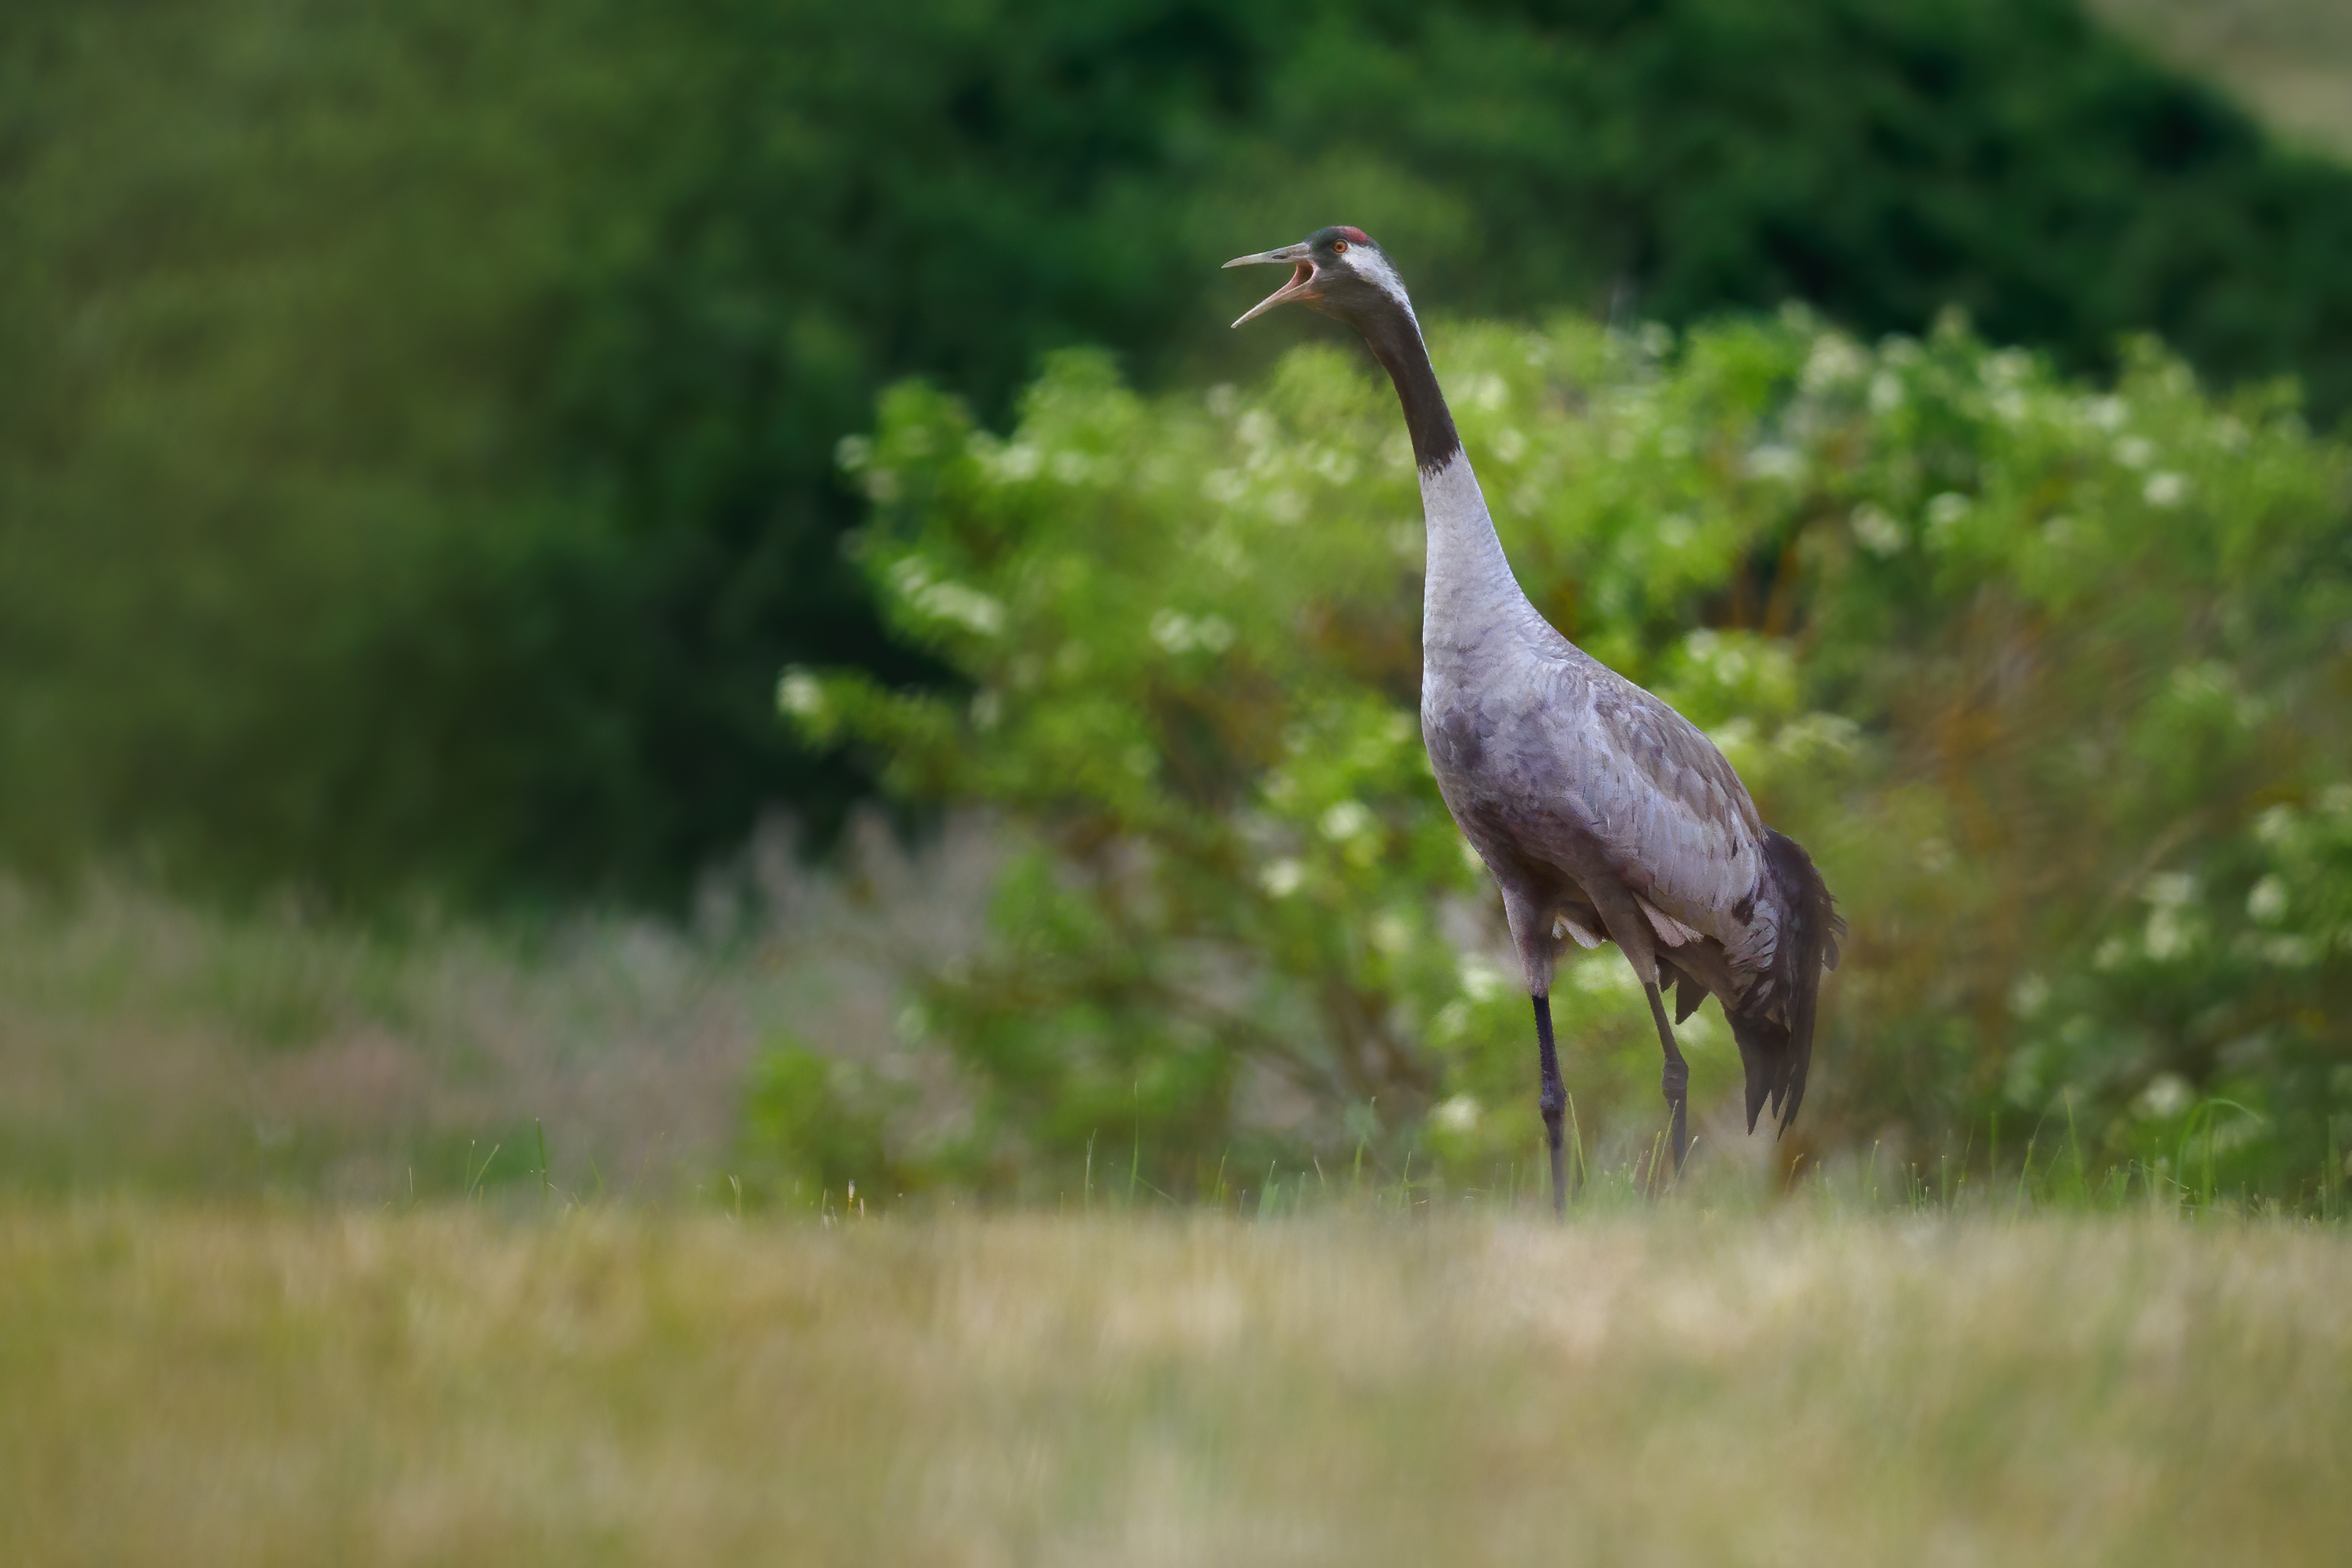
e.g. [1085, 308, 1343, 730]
[777, 670, 825, 718]
[2144, 905, 2197, 961]
[1150, 610, 1192, 652]
[1801, 334, 1868, 392]
[1320, 801, 1374, 841]
[2136, 1073, 2193, 1120]
[1771, 713, 1860, 761]
[2143, 471, 2188, 508]
[2246, 875, 2288, 924]
[2260, 934, 2317, 967]
[1259, 859, 1306, 898]
[1851, 503, 1907, 557]
[1980, 348, 2032, 387]
[2114, 435, 2154, 470]
[1432, 1095, 1482, 1133]
[913, 581, 1004, 636]
[1458, 955, 1509, 1002]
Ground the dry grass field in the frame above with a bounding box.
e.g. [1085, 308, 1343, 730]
[3, 1204, 2347, 1566]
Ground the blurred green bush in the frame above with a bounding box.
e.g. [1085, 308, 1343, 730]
[738, 1038, 909, 1209]
[787, 312, 2352, 1199]
[5, 0, 2352, 903]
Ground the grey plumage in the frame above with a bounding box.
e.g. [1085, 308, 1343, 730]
[1228, 226, 1843, 1212]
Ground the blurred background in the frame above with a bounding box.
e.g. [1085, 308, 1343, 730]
[2, 0, 2348, 1205]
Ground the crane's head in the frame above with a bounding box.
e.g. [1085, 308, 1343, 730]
[1223, 226, 1416, 332]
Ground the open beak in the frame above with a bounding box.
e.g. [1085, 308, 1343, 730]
[1223, 243, 1319, 327]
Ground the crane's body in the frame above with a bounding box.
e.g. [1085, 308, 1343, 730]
[1228, 227, 1841, 1210]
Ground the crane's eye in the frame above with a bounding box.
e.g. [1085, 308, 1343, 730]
[1331, 240, 1349, 254]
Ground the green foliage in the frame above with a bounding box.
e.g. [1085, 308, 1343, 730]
[6, 0, 2352, 902]
[737, 1039, 907, 1208]
[790, 311, 2352, 1199]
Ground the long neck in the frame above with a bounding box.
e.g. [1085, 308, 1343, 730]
[1357, 301, 1460, 472]
[1350, 299, 1530, 638]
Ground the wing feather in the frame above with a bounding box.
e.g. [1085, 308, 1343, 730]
[1540, 655, 1766, 946]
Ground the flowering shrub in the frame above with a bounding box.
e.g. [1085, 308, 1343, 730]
[787, 311, 2352, 1199]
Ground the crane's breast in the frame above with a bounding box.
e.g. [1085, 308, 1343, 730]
[1423, 648, 1769, 952]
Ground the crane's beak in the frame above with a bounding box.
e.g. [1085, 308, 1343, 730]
[1223, 243, 1319, 328]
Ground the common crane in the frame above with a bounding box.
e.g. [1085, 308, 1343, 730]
[1227, 227, 1843, 1213]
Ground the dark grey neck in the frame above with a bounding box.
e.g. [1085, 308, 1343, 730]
[1353, 299, 1460, 474]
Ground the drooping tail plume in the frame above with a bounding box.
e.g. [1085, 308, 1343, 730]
[1729, 827, 1844, 1136]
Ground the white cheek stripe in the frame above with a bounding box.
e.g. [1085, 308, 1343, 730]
[1353, 248, 1419, 329]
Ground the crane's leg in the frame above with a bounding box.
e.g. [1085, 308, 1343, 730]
[1533, 994, 1567, 1217]
[1644, 981, 1690, 1175]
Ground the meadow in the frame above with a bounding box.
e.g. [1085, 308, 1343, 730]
[9, 857, 2342, 1563]
[6, 6, 2352, 1558]
[4, 1202, 2347, 1566]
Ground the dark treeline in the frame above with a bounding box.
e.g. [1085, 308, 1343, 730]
[4, 0, 2349, 905]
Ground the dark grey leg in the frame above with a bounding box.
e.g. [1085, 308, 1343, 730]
[1533, 994, 1567, 1217]
[1644, 982, 1689, 1173]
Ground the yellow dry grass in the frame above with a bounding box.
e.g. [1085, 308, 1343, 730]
[2, 1204, 2346, 1566]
